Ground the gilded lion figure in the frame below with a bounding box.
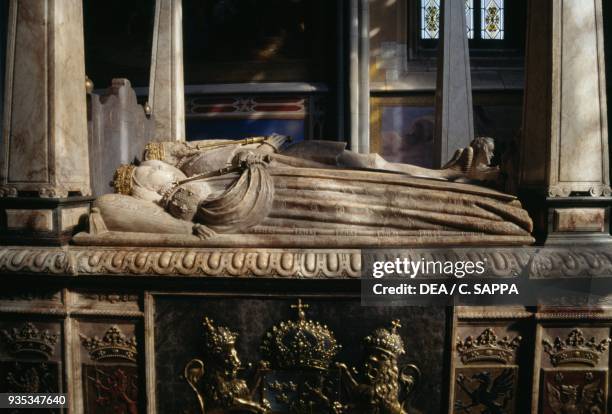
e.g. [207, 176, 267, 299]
[184, 317, 270, 414]
[337, 320, 420, 414]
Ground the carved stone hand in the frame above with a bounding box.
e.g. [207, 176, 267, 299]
[193, 223, 216, 240]
[235, 151, 271, 168]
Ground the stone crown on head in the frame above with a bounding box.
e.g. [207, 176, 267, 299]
[112, 164, 136, 195]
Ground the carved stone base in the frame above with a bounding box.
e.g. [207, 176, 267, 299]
[1, 245, 611, 278]
[519, 191, 612, 245]
[545, 197, 612, 245]
[0, 197, 93, 245]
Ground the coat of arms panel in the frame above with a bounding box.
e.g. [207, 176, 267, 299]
[154, 296, 446, 414]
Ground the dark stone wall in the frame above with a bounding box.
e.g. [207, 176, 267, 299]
[0, 2, 7, 147]
[83, 0, 154, 89]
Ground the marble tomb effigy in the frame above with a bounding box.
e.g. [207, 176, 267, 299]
[76, 136, 534, 248]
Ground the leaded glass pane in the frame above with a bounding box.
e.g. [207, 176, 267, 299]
[421, 0, 440, 39]
[466, 0, 474, 39]
[420, 0, 474, 40]
[481, 0, 505, 39]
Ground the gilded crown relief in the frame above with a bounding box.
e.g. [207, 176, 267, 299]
[260, 300, 340, 371]
[184, 299, 420, 414]
[540, 328, 611, 414]
[453, 327, 522, 414]
[79, 325, 139, 414]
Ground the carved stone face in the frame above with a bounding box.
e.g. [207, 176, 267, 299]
[132, 160, 186, 194]
[473, 137, 495, 165]
[483, 140, 495, 164]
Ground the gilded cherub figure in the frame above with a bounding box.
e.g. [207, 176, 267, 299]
[336, 320, 420, 414]
[184, 317, 270, 414]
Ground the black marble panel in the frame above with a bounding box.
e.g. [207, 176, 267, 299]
[155, 295, 447, 413]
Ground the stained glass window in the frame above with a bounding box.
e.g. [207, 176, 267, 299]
[421, 0, 440, 40]
[466, 0, 474, 39]
[420, 0, 504, 41]
[481, 0, 505, 39]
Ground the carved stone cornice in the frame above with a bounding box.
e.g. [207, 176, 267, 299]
[82, 293, 139, 304]
[365, 249, 532, 277]
[0, 245, 611, 278]
[0, 247, 361, 278]
[529, 247, 612, 278]
[548, 184, 612, 198]
[536, 311, 612, 321]
[0, 290, 60, 301]
[0, 185, 17, 197]
[456, 307, 534, 320]
[0, 248, 72, 274]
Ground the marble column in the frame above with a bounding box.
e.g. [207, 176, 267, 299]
[336, 0, 346, 141]
[433, 0, 474, 168]
[0, 3, 6, 149]
[348, 0, 371, 153]
[0, 0, 91, 198]
[520, 0, 611, 243]
[148, 0, 186, 142]
[348, 0, 360, 151]
[0, 0, 92, 245]
[358, 0, 371, 154]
